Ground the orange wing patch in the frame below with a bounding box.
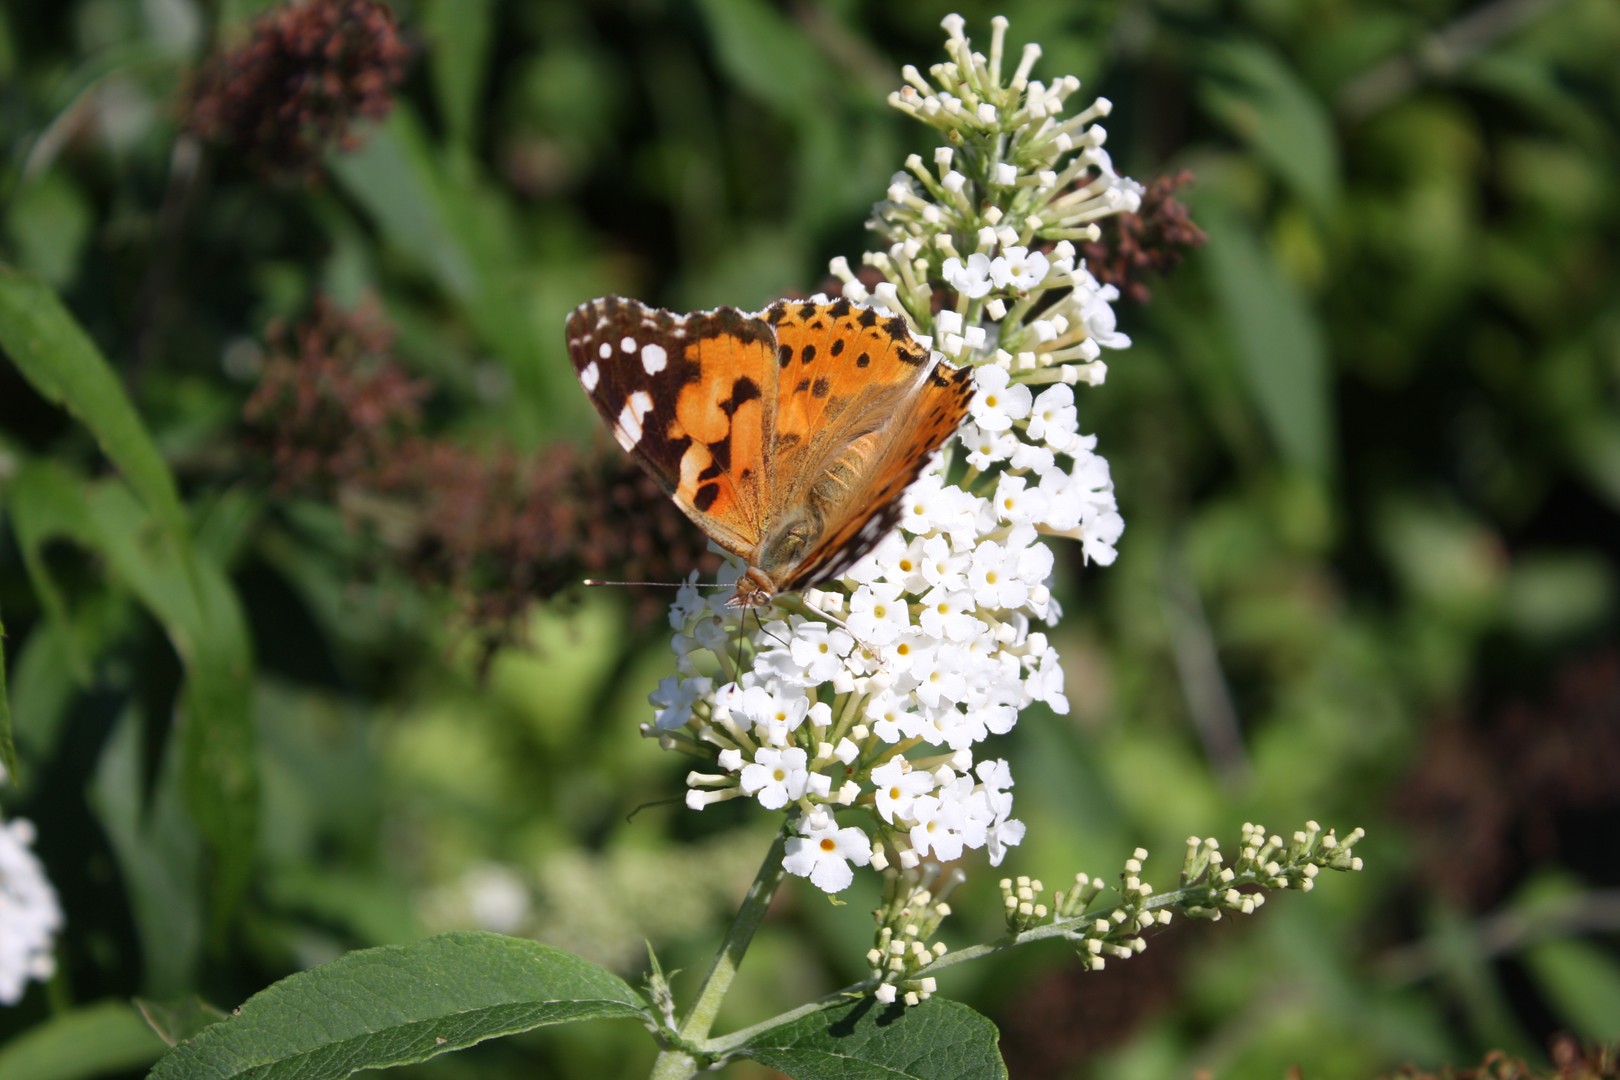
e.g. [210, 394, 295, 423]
[766, 297, 930, 445]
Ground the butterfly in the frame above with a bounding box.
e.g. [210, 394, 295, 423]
[565, 295, 975, 609]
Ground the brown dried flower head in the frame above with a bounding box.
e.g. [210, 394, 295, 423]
[244, 299, 718, 652]
[1079, 171, 1207, 304]
[190, 0, 410, 176]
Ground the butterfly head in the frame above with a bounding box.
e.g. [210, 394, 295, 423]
[728, 568, 778, 610]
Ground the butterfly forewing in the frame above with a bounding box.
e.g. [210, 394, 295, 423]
[565, 297, 777, 559]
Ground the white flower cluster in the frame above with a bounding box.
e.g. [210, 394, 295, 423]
[0, 808, 63, 1006]
[648, 15, 1137, 899]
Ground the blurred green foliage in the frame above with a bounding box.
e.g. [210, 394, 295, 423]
[1, 0, 1618, 1077]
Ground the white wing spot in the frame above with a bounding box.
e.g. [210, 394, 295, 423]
[642, 343, 668, 374]
[620, 335, 638, 353]
[615, 390, 655, 450]
[598, 341, 612, 359]
[580, 360, 600, 391]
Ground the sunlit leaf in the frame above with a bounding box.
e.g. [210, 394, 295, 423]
[147, 933, 652, 1080]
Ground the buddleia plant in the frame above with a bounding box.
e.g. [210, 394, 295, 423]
[147, 17, 1363, 1080]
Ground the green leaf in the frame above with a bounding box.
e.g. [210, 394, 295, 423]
[0, 1000, 166, 1080]
[147, 932, 652, 1080]
[82, 482, 258, 931]
[1198, 38, 1341, 214]
[0, 267, 189, 543]
[0, 603, 15, 783]
[3, 459, 100, 682]
[695, 0, 827, 118]
[5, 172, 93, 287]
[92, 706, 204, 997]
[736, 997, 1007, 1080]
[1524, 937, 1620, 1041]
[327, 107, 560, 421]
[2, 462, 257, 931]
[420, 0, 493, 150]
[1199, 203, 1335, 477]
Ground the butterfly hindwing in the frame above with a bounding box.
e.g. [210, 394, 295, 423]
[781, 353, 975, 590]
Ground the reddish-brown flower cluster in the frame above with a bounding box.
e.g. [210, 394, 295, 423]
[243, 300, 718, 651]
[244, 298, 428, 492]
[1386, 1035, 1618, 1079]
[1079, 171, 1207, 304]
[1394, 649, 1620, 910]
[190, 0, 409, 176]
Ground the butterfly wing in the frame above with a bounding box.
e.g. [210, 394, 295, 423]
[761, 300, 975, 590]
[565, 296, 777, 559]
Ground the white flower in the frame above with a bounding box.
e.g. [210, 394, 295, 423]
[651, 14, 1144, 895]
[0, 818, 62, 1006]
[989, 246, 1050, 291]
[788, 622, 855, 683]
[732, 683, 811, 745]
[917, 586, 981, 642]
[741, 747, 813, 810]
[1026, 384, 1078, 449]
[992, 473, 1049, 526]
[941, 253, 994, 298]
[784, 810, 873, 893]
[968, 364, 1032, 432]
[1074, 270, 1131, 349]
[866, 689, 927, 743]
[959, 422, 1020, 469]
[968, 540, 1030, 610]
[649, 674, 711, 730]
[907, 792, 972, 862]
[846, 582, 911, 646]
[871, 758, 935, 823]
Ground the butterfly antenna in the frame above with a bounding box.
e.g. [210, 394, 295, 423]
[582, 579, 731, 589]
[753, 611, 790, 650]
[626, 794, 686, 822]
[799, 596, 881, 663]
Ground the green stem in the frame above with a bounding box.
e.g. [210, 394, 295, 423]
[647, 825, 791, 1080]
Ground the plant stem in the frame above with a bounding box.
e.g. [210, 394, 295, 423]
[647, 825, 791, 1080]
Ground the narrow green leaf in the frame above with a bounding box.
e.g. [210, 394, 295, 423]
[82, 482, 258, 929]
[0, 1000, 166, 1080]
[148, 932, 652, 1080]
[737, 998, 1007, 1080]
[420, 0, 493, 150]
[0, 266, 188, 542]
[4, 459, 99, 682]
[1199, 204, 1335, 477]
[1198, 38, 1341, 213]
[695, 0, 827, 118]
[92, 707, 204, 997]
[0, 603, 15, 782]
[1524, 937, 1620, 1041]
[325, 109, 478, 304]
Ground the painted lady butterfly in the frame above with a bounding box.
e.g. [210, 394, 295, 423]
[565, 296, 974, 609]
